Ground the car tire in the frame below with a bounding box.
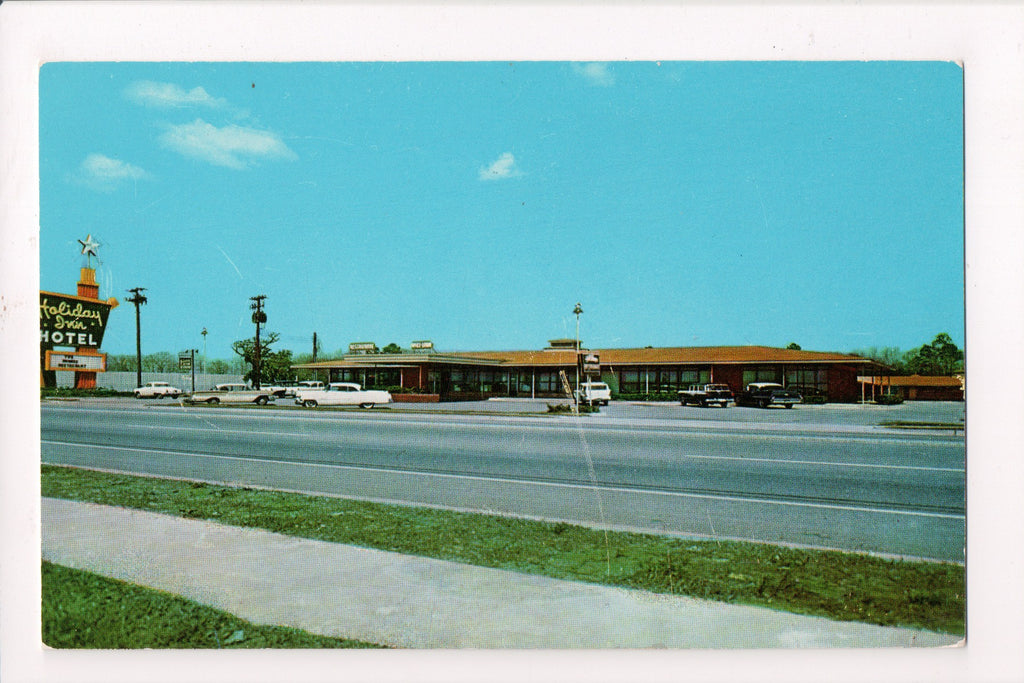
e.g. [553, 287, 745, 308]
[255, 396, 269, 405]
[785, 403, 794, 409]
[208, 397, 220, 405]
[304, 400, 318, 408]
[359, 403, 374, 409]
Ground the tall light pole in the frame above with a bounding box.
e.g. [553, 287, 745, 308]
[573, 302, 583, 413]
[201, 327, 208, 375]
[127, 288, 148, 389]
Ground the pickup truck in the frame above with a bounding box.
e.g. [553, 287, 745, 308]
[735, 382, 802, 409]
[678, 383, 733, 407]
[184, 383, 275, 405]
[295, 382, 392, 408]
[575, 381, 612, 406]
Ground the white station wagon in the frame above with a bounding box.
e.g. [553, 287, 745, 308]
[295, 382, 392, 408]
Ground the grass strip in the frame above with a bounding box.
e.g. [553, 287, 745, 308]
[42, 561, 382, 649]
[42, 464, 965, 635]
[879, 421, 964, 431]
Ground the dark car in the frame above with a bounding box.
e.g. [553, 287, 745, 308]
[736, 382, 802, 409]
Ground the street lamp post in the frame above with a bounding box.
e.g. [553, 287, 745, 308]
[573, 302, 583, 414]
[201, 327, 208, 376]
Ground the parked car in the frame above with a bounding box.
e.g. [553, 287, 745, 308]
[735, 382, 802, 409]
[295, 382, 392, 408]
[291, 381, 326, 402]
[261, 383, 291, 399]
[576, 381, 612, 406]
[184, 383, 275, 405]
[678, 383, 733, 407]
[133, 382, 182, 399]
[272, 380, 321, 398]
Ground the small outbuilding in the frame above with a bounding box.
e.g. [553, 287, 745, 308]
[858, 374, 965, 402]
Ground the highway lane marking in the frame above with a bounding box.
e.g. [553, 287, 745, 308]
[41, 423, 966, 474]
[42, 440, 965, 520]
[42, 405, 966, 450]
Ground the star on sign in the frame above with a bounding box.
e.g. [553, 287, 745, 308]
[78, 234, 99, 257]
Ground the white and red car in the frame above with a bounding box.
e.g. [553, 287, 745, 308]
[295, 382, 392, 408]
[133, 382, 182, 399]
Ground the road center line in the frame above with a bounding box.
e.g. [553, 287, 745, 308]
[49, 423, 964, 474]
[42, 440, 964, 520]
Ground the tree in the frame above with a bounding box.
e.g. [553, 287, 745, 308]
[850, 346, 908, 374]
[205, 359, 231, 374]
[382, 343, 403, 354]
[786, 342, 802, 350]
[231, 332, 295, 384]
[106, 354, 137, 371]
[904, 333, 963, 376]
[142, 351, 177, 372]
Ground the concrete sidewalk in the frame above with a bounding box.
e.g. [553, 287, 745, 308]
[41, 498, 961, 649]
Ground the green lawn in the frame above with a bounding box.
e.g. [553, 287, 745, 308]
[42, 562, 382, 648]
[42, 464, 965, 635]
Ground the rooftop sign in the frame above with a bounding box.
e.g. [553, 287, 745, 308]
[349, 342, 378, 354]
[410, 340, 434, 351]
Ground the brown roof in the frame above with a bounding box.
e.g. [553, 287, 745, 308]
[293, 345, 884, 370]
[452, 345, 880, 367]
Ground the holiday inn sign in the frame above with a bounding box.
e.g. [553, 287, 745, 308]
[39, 291, 115, 348]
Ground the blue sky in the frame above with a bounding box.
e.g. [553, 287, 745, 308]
[39, 61, 964, 361]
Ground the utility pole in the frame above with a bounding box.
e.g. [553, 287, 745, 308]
[312, 331, 319, 383]
[127, 288, 148, 389]
[250, 295, 267, 389]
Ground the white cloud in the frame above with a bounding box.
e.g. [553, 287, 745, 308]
[125, 80, 227, 109]
[572, 63, 615, 87]
[158, 119, 297, 169]
[75, 154, 150, 191]
[479, 152, 522, 181]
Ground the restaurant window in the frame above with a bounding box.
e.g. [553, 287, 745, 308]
[619, 369, 640, 393]
[786, 368, 828, 394]
[536, 371, 559, 393]
[742, 368, 781, 386]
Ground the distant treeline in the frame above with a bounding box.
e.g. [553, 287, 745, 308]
[849, 333, 964, 376]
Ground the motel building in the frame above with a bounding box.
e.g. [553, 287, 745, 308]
[292, 339, 892, 403]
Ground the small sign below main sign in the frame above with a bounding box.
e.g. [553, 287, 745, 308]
[45, 351, 106, 372]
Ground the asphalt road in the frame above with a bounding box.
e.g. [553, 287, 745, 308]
[40, 399, 966, 561]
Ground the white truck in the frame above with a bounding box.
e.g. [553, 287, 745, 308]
[575, 381, 612, 406]
[184, 383, 275, 405]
